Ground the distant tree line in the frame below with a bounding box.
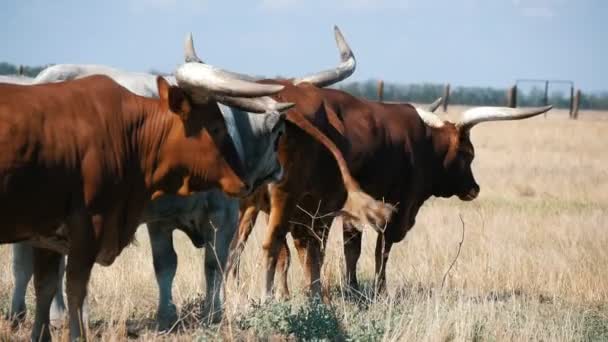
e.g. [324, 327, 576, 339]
[1, 62, 606, 110]
[335, 80, 608, 110]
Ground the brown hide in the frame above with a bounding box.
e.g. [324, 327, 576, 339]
[265, 81, 395, 219]
[230, 84, 469, 296]
[230, 82, 411, 297]
[320, 88, 436, 238]
[0, 75, 246, 264]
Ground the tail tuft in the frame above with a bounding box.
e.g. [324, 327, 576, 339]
[339, 191, 395, 232]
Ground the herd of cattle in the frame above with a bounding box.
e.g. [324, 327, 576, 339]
[0, 26, 552, 341]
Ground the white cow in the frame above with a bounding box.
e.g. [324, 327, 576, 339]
[35, 64, 175, 97]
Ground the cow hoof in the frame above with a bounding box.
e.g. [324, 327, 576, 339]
[156, 305, 178, 332]
[199, 302, 223, 324]
[202, 308, 223, 324]
[343, 287, 369, 305]
[373, 284, 387, 298]
[30, 331, 52, 342]
[7, 310, 26, 328]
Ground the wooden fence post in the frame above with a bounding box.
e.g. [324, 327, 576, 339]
[569, 85, 575, 118]
[572, 89, 581, 119]
[442, 83, 450, 112]
[507, 85, 517, 108]
[377, 80, 384, 102]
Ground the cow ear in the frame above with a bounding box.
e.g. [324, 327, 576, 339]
[157, 76, 170, 104]
[156, 76, 192, 121]
[157, 76, 191, 120]
[168, 87, 192, 121]
[431, 126, 460, 169]
[443, 134, 459, 168]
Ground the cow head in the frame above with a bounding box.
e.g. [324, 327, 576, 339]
[154, 37, 294, 198]
[218, 103, 286, 191]
[417, 105, 553, 201]
[175, 33, 293, 196]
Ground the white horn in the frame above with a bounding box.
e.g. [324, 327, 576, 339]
[415, 107, 445, 128]
[183, 33, 258, 82]
[175, 62, 284, 100]
[427, 97, 443, 113]
[184, 32, 203, 63]
[293, 25, 356, 87]
[456, 105, 553, 131]
[215, 95, 295, 114]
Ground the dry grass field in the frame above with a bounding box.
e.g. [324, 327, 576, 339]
[1, 107, 607, 341]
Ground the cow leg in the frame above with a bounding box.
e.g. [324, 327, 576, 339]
[274, 238, 291, 299]
[202, 241, 228, 323]
[147, 223, 178, 331]
[47, 255, 88, 328]
[261, 187, 293, 300]
[65, 212, 98, 341]
[226, 205, 259, 282]
[374, 234, 393, 294]
[31, 248, 62, 342]
[11, 243, 73, 328]
[10, 242, 33, 325]
[49, 255, 67, 327]
[342, 222, 363, 291]
[203, 203, 238, 323]
[291, 229, 324, 299]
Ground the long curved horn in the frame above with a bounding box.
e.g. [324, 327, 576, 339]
[215, 95, 295, 114]
[415, 107, 445, 128]
[175, 62, 284, 100]
[456, 105, 553, 131]
[293, 26, 356, 87]
[426, 97, 443, 113]
[184, 32, 203, 63]
[184, 33, 258, 82]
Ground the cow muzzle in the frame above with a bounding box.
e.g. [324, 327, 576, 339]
[459, 186, 480, 201]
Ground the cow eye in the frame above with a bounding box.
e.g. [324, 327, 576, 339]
[207, 125, 221, 136]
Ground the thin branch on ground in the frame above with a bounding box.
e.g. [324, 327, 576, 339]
[291, 201, 331, 249]
[441, 213, 466, 290]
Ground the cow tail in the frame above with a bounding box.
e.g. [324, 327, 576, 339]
[285, 111, 395, 231]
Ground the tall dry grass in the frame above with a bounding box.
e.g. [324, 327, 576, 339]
[0, 107, 607, 340]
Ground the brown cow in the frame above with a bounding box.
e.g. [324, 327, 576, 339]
[0, 59, 294, 341]
[228, 88, 552, 298]
[182, 27, 393, 234]
[208, 28, 407, 300]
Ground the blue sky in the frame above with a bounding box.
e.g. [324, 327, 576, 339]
[1, 0, 605, 91]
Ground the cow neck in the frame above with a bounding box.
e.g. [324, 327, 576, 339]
[217, 104, 247, 170]
[421, 125, 452, 198]
[124, 95, 176, 192]
[411, 122, 441, 199]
